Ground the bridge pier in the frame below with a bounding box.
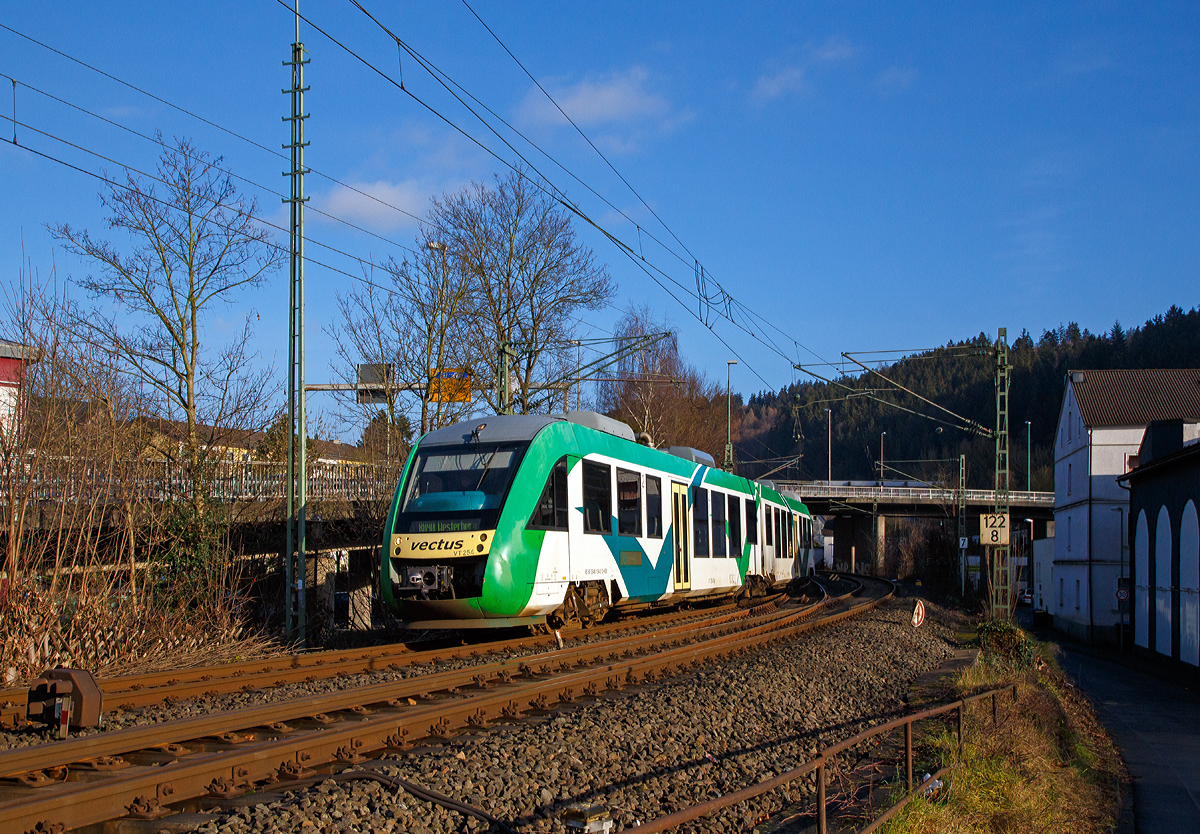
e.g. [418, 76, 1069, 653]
[829, 514, 886, 576]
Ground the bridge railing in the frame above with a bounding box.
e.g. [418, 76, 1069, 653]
[772, 481, 1054, 506]
[8, 458, 400, 504]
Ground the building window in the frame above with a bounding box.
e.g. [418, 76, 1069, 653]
[1068, 463, 1072, 496]
[646, 476, 662, 538]
[1058, 577, 1064, 608]
[712, 492, 727, 557]
[1075, 579, 1081, 610]
[616, 468, 641, 537]
[582, 461, 611, 534]
[693, 487, 710, 557]
[1067, 516, 1072, 551]
[529, 457, 569, 530]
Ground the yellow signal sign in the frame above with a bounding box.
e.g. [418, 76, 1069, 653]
[429, 368, 472, 403]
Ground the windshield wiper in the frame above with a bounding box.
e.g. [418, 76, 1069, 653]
[473, 449, 499, 492]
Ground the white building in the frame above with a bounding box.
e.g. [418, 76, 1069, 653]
[1051, 369, 1200, 644]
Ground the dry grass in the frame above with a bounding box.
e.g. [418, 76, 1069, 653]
[879, 632, 1126, 834]
[0, 577, 281, 686]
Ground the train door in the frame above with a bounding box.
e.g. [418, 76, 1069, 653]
[671, 482, 691, 591]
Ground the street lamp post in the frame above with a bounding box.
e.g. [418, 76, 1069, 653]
[880, 431, 886, 481]
[825, 408, 832, 483]
[724, 360, 737, 471]
[1026, 420, 1032, 491]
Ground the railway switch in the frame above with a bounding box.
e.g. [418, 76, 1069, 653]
[26, 668, 102, 737]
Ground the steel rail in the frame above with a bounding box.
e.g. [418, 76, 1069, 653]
[0, 592, 787, 723]
[0, 581, 883, 832]
[0, 592, 805, 778]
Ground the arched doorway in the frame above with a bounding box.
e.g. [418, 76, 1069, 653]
[1135, 510, 1149, 649]
[1181, 501, 1199, 667]
[1156, 505, 1173, 657]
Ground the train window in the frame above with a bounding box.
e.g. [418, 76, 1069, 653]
[528, 457, 569, 530]
[712, 492, 726, 557]
[728, 494, 742, 557]
[745, 498, 757, 544]
[763, 503, 772, 546]
[693, 488, 710, 557]
[582, 461, 612, 534]
[774, 507, 782, 554]
[617, 468, 642, 537]
[788, 513, 795, 557]
[646, 476, 663, 538]
[401, 442, 526, 516]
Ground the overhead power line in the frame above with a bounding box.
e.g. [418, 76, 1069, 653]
[0, 21, 430, 232]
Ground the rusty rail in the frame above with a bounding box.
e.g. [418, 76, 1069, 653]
[0, 593, 787, 725]
[0, 578, 886, 832]
[632, 681, 1019, 833]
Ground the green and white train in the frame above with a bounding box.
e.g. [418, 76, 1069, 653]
[380, 412, 817, 629]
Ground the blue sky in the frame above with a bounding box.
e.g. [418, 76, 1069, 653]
[1, 2, 1198, 438]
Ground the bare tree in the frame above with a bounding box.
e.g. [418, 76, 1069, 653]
[432, 169, 614, 413]
[331, 237, 476, 441]
[599, 306, 728, 458]
[50, 135, 282, 512]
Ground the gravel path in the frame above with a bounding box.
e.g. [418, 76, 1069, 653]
[183, 595, 961, 834]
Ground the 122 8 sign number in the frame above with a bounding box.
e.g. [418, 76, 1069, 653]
[981, 513, 1009, 545]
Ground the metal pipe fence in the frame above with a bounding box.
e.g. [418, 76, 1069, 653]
[633, 682, 1020, 833]
[774, 481, 1053, 507]
[0, 458, 400, 504]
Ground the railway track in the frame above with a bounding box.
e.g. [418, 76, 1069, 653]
[0, 593, 787, 726]
[0, 574, 889, 833]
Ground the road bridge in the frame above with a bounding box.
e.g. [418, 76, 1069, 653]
[772, 480, 1055, 576]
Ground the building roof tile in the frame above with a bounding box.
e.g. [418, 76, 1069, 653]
[1071, 368, 1200, 428]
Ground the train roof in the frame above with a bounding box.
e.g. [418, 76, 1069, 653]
[417, 411, 636, 447]
[414, 413, 811, 515]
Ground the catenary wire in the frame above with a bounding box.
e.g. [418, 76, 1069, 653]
[0, 70, 426, 263]
[293, 0, 778, 388]
[455, 0, 839, 373]
[0, 21, 431, 232]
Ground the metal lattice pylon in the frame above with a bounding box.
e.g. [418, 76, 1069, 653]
[991, 328, 1011, 620]
[284, 23, 310, 646]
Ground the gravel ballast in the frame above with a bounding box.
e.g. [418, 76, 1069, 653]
[182, 595, 961, 834]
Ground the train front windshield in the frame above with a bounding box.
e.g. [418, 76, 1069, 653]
[398, 442, 527, 531]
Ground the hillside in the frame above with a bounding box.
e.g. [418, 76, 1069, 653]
[738, 304, 1200, 490]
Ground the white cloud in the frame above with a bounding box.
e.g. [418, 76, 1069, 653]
[810, 35, 859, 65]
[313, 180, 427, 234]
[876, 66, 918, 95]
[752, 66, 808, 102]
[751, 36, 859, 103]
[517, 67, 671, 128]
